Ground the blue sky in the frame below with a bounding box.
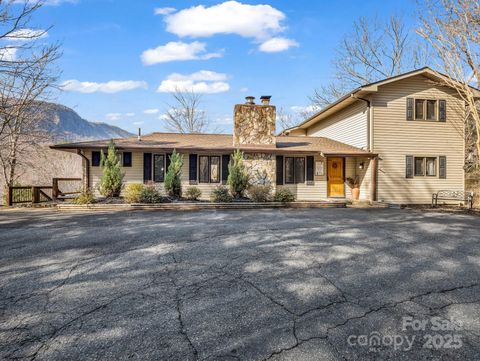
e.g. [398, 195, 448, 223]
[33, 0, 417, 134]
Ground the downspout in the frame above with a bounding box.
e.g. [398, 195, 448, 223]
[351, 94, 377, 201]
[77, 149, 90, 191]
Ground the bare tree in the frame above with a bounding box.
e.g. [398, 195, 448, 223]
[311, 15, 429, 108]
[162, 89, 210, 133]
[417, 0, 480, 171]
[277, 106, 319, 132]
[0, 45, 60, 187]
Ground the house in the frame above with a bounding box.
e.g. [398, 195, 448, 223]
[284, 67, 479, 204]
[51, 67, 477, 204]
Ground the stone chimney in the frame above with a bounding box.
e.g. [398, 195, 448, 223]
[233, 96, 276, 147]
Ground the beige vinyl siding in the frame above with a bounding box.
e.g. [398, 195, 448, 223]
[277, 154, 327, 200]
[372, 75, 465, 204]
[307, 101, 368, 149]
[87, 150, 224, 200]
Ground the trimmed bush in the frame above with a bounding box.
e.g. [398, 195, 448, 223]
[227, 149, 249, 198]
[99, 141, 124, 197]
[185, 186, 202, 201]
[139, 184, 163, 203]
[164, 150, 183, 198]
[273, 188, 295, 202]
[124, 183, 144, 203]
[72, 189, 95, 205]
[248, 184, 272, 202]
[211, 185, 233, 203]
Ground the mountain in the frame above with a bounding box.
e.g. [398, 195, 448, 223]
[37, 102, 134, 141]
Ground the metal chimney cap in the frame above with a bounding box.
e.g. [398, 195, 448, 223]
[260, 95, 271, 100]
[245, 96, 255, 104]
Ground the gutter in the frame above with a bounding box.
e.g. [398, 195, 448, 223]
[350, 94, 372, 152]
[76, 149, 90, 191]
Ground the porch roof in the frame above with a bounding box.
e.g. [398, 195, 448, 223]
[51, 132, 375, 156]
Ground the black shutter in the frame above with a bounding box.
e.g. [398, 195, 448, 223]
[165, 153, 172, 172]
[123, 152, 132, 167]
[91, 151, 101, 167]
[439, 156, 447, 179]
[439, 100, 446, 122]
[221, 154, 230, 184]
[306, 156, 314, 185]
[189, 154, 198, 184]
[406, 155, 414, 178]
[406, 98, 414, 120]
[276, 155, 284, 185]
[143, 153, 152, 183]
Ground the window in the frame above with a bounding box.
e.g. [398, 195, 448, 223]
[294, 158, 305, 184]
[153, 154, 165, 182]
[210, 156, 220, 183]
[415, 99, 425, 120]
[199, 155, 220, 183]
[92, 151, 101, 167]
[426, 157, 437, 176]
[414, 157, 425, 176]
[122, 152, 132, 167]
[426, 100, 437, 120]
[414, 157, 437, 177]
[285, 157, 305, 184]
[285, 157, 294, 184]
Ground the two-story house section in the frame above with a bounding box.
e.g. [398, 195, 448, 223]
[283, 67, 480, 204]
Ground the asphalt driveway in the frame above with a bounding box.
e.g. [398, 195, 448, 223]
[0, 208, 479, 360]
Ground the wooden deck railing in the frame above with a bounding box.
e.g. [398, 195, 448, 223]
[5, 178, 82, 206]
[52, 178, 82, 200]
[6, 186, 53, 206]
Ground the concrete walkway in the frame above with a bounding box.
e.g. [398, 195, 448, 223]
[0, 208, 479, 360]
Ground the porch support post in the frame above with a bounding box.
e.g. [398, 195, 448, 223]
[371, 156, 378, 202]
[77, 150, 90, 192]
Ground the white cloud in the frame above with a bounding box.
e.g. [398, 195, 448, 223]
[157, 70, 230, 94]
[141, 41, 222, 65]
[154, 7, 176, 15]
[259, 37, 298, 53]
[164, 1, 285, 40]
[158, 114, 170, 120]
[61, 79, 148, 93]
[106, 112, 135, 121]
[240, 87, 249, 93]
[290, 105, 320, 116]
[0, 48, 17, 61]
[106, 113, 122, 121]
[5, 29, 48, 41]
[133, 121, 144, 125]
[144, 108, 160, 114]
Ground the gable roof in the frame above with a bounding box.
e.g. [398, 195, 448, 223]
[51, 132, 374, 156]
[283, 67, 480, 134]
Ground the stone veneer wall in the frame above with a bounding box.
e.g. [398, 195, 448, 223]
[233, 104, 276, 146]
[243, 153, 276, 186]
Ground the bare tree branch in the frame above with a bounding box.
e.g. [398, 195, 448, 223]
[162, 89, 210, 133]
[417, 0, 480, 171]
[311, 15, 430, 108]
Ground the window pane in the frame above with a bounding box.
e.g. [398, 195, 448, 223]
[415, 99, 424, 120]
[199, 156, 209, 183]
[123, 152, 132, 167]
[153, 155, 165, 182]
[426, 100, 436, 120]
[210, 156, 220, 183]
[414, 157, 425, 176]
[294, 157, 305, 184]
[426, 157, 436, 176]
[285, 157, 294, 184]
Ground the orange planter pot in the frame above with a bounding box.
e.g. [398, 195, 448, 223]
[351, 187, 360, 200]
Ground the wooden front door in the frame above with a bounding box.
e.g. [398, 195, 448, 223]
[327, 157, 345, 197]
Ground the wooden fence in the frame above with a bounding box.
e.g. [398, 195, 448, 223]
[5, 177, 82, 206]
[6, 186, 53, 206]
